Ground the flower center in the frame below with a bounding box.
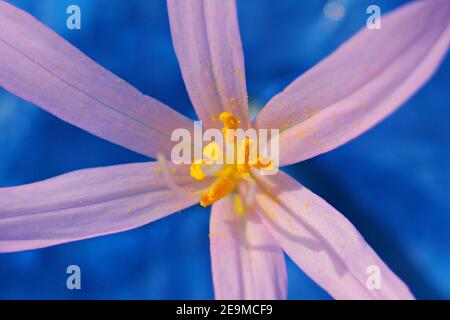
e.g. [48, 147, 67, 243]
[190, 112, 273, 209]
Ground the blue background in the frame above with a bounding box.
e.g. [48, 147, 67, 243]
[0, 0, 449, 299]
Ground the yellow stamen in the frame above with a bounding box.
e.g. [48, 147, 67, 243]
[189, 111, 275, 213]
[234, 193, 244, 216]
[200, 177, 235, 207]
[220, 111, 240, 130]
[190, 159, 206, 181]
[236, 138, 252, 173]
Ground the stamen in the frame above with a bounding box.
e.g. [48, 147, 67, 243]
[219, 111, 240, 130]
[200, 177, 235, 207]
[188, 111, 273, 213]
[234, 193, 245, 216]
[190, 159, 206, 181]
[236, 137, 252, 173]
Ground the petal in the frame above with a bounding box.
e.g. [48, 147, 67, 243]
[0, 162, 204, 252]
[254, 0, 450, 166]
[167, 0, 250, 128]
[253, 171, 414, 300]
[0, 2, 192, 159]
[210, 195, 287, 299]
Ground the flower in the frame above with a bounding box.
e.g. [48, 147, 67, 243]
[0, 0, 449, 299]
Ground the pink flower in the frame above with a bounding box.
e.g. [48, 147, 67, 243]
[1, 0, 449, 299]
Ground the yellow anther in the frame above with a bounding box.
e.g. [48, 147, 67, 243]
[190, 159, 206, 181]
[189, 111, 274, 211]
[234, 193, 244, 216]
[236, 163, 251, 173]
[200, 177, 235, 207]
[216, 164, 234, 178]
[219, 111, 240, 130]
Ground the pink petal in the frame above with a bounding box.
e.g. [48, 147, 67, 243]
[210, 196, 287, 299]
[0, 162, 203, 252]
[253, 171, 414, 299]
[254, 0, 450, 166]
[0, 2, 192, 159]
[167, 0, 250, 128]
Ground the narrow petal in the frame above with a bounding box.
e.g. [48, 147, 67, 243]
[0, 162, 205, 252]
[167, 0, 250, 128]
[254, 0, 450, 166]
[210, 195, 287, 299]
[253, 171, 414, 300]
[0, 2, 192, 159]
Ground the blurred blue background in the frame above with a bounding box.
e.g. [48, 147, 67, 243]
[0, 0, 449, 299]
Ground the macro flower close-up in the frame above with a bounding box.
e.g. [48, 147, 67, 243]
[0, 0, 450, 301]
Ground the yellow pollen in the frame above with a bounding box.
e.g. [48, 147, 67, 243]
[219, 111, 240, 130]
[190, 159, 206, 181]
[200, 177, 235, 207]
[190, 111, 274, 212]
[234, 193, 244, 216]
